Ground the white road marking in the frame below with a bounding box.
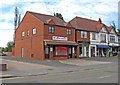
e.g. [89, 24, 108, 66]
[98, 75, 113, 79]
[0, 76, 25, 80]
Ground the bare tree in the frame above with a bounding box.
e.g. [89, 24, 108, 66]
[14, 7, 21, 43]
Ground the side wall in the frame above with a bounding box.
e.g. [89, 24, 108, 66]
[15, 12, 44, 60]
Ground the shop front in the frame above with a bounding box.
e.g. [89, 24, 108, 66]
[96, 45, 110, 57]
[44, 41, 78, 60]
[109, 46, 119, 56]
[78, 41, 90, 57]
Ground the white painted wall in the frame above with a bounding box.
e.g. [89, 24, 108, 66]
[108, 34, 119, 46]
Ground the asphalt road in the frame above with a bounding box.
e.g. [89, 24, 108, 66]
[2, 57, 118, 83]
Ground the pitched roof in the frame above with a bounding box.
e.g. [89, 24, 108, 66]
[107, 26, 113, 32]
[69, 16, 105, 32]
[28, 11, 66, 26]
[116, 32, 120, 35]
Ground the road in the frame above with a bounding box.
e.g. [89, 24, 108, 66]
[2, 57, 118, 83]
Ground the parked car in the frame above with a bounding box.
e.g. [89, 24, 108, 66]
[0, 52, 6, 56]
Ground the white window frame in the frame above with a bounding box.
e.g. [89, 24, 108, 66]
[92, 33, 96, 40]
[110, 35, 115, 42]
[27, 30, 29, 36]
[32, 28, 36, 35]
[22, 31, 25, 37]
[49, 26, 54, 34]
[81, 31, 87, 38]
[100, 33, 106, 41]
[67, 29, 71, 35]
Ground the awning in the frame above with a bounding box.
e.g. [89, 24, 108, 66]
[45, 41, 78, 46]
[96, 45, 110, 48]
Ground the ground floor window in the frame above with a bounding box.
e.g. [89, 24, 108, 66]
[97, 48, 109, 57]
[55, 46, 67, 56]
[79, 44, 89, 57]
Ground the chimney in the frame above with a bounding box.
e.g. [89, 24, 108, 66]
[98, 18, 102, 24]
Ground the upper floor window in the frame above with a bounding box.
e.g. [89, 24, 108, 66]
[49, 26, 54, 34]
[22, 31, 25, 37]
[92, 33, 97, 40]
[27, 30, 29, 36]
[100, 34, 106, 42]
[101, 27, 107, 32]
[32, 28, 36, 35]
[67, 29, 71, 35]
[118, 36, 120, 42]
[110, 35, 115, 42]
[81, 31, 87, 38]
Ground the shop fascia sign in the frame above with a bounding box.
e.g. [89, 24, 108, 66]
[52, 36, 68, 41]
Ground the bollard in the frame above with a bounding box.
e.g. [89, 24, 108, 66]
[0, 64, 7, 71]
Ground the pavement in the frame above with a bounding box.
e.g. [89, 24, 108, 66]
[0, 56, 118, 80]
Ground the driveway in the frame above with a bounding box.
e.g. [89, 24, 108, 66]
[1, 56, 118, 81]
[1, 59, 53, 71]
[1, 56, 77, 67]
[59, 59, 111, 66]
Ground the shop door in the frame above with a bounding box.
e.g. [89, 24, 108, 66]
[68, 47, 72, 58]
[45, 46, 49, 59]
[21, 48, 24, 57]
[91, 47, 95, 57]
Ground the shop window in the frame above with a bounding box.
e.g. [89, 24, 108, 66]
[81, 31, 87, 38]
[55, 46, 67, 56]
[49, 26, 54, 34]
[67, 29, 71, 35]
[32, 28, 36, 35]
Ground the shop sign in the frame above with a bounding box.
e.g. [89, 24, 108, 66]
[52, 36, 67, 41]
[55, 46, 67, 56]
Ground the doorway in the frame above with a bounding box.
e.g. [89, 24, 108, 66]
[91, 46, 95, 57]
[45, 46, 49, 59]
[21, 48, 24, 57]
[68, 47, 72, 58]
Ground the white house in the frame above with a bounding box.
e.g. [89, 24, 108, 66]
[107, 26, 119, 55]
[90, 24, 109, 57]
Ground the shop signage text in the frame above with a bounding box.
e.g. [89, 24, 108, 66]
[52, 36, 68, 41]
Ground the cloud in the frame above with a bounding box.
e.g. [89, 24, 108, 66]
[0, 0, 119, 47]
[0, 30, 14, 47]
[0, 22, 14, 30]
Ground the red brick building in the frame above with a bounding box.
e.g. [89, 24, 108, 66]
[14, 11, 78, 60]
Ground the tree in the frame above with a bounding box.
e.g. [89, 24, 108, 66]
[118, 29, 120, 33]
[18, 14, 21, 25]
[14, 7, 19, 30]
[14, 7, 21, 44]
[4, 41, 15, 52]
[54, 13, 64, 21]
[110, 21, 117, 32]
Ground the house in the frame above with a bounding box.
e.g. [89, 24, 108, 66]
[70, 17, 109, 57]
[107, 26, 119, 56]
[69, 16, 90, 57]
[14, 11, 78, 60]
[14, 11, 119, 60]
[117, 32, 120, 46]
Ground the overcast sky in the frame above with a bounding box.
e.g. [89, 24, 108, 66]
[0, 0, 119, 47]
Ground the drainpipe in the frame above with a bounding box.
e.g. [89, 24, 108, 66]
[108, 32, 110, 57]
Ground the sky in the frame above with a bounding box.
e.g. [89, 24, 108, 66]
[0, 0, 119, 47]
